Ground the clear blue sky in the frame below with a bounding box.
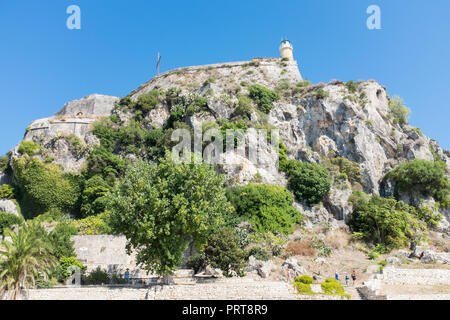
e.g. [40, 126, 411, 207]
[1, 0, 450, 155]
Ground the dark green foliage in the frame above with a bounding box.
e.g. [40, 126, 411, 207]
[186, 253, 207, 273]
[348, 192, 424, 248]
[227, 184, 302, 235]
[105, 153, 234, 276]
[13, 158, 83, 218]
[283, 160, 331, 205]
[0, 211, 22, 233]
[385, 159, 450, 206]
[135, 90, 160, 114]
[83, 267, 109, 285]
[217, 119, 248, 149]
[48, 220, 78, 259]
[203, 227, 248, 276]
[80, 175, 110, 217]
[0, 154, 11, 174]
[314, 88, 329, 99]
[248, 85, 279, 114]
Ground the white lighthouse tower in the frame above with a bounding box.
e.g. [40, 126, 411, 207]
[279, 39, 294, 61]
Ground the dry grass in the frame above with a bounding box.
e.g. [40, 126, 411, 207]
[285, 240, 317, 256]
[325, 230, 351, 250]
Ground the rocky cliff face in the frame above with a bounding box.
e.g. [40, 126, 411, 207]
[4, 57, 449, 227]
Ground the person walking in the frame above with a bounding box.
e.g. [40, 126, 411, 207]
[345, 274, 349, 286]
[335, 271, 339, 281]
[124, 268, 130, 284]
[351, 269, 357, 285]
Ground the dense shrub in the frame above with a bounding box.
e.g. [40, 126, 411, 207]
[55, 257, 85, 282]
[0, 184, 15, 199]
[283, 160, 331, 205]
[296, 275, 314, 284]
[320, 278, 349, 299]
[345, 81, 358, 93]
[314, 88, 329, 99]
[135, 90, 160, 114]
[72, 211, 112, 235]
[233, 95, 253, 120]
[203, 227, 248, 276]
[0, 211, 22, 233]
[385, 159, 450, 206]
[227, 184, 302, 235]
[293, 282, 313, 295]
[13, 158, 83, 218]
[389, 95, 410, 126]
[80, 175, 110, 217]
[348, 192, 425, 248]
[186, 253, 207, 273]
[48, 220, 78, 259]
[248, 85, 279, 114]
[328, 157, 361, 184]
[83, 267, 109, 285]
[17, 140, 40, 156]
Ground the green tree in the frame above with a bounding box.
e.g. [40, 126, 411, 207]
[389, 95, 410, 126]
[0, 221, 58, 300]
[348, 192, 425, 248]
[385, 159, 450, 206]
[283, 160, 331, 205]
[227, 184, 302, 235]
[203, 227, 248, 276]
[248, 85, 279, 114]
[105, 153, 234, 277]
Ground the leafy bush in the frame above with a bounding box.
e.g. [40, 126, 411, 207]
[0, 184, 15, 199]
[55, 257, 85, 282]
[48, 219, 78, 259]
[83, 267, 110, 285]
[186, 253, 207, 273]
[320, 278, 350, 299]
[345, 81, 358, 93]
[233, 95, 253, 120]
[203, 227, 248, 276]
[17, 140, 40, 156]
[328, 157, 361, 184]
[389, 96, 410, 126]
[283, 160, 331, 206]
[293, 282, 313, 295]
[296, 275, 314, 284]
[348, 192, 425, 248]
[314, 88, 329, 99]
[227, 184, 302, 235]
[72, 211, 112, 235]
[135, 90, 160, 114]
[312, 239, 332, 257]
[0, 211, 22, 233]
[248, 85, 279, 114]
[296, 80, 311, 88]
[414, 205, 442, 227]
[385, 159, 450, 206]
[247, 232, 287, 260]
[80, 175, 110, 217]
[13, 157, 83, 218]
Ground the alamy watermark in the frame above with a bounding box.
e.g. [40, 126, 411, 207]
[170, 125, 281, 168]
[367, 5, 381, 30]
[66, 5, 81, 30]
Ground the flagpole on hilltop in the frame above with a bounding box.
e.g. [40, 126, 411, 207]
[156, 52, 161, 76]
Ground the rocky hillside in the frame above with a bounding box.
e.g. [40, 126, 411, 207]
[2, 57, 449, 229]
